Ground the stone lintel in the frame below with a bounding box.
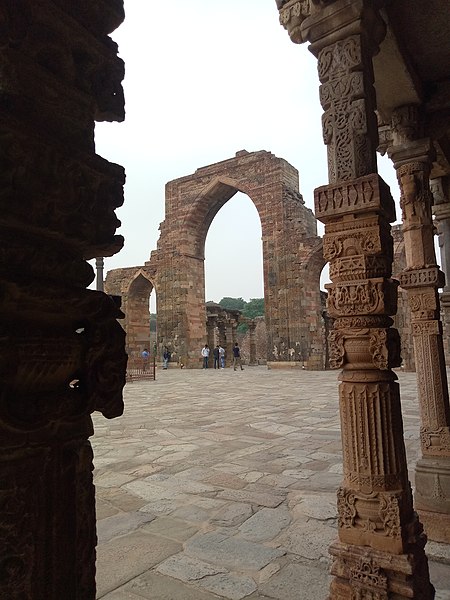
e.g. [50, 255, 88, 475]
[303, 0, 385, 57]
[433, 203, 450, 221]
[314, 174, 395, 223]
[388, 138, 435, 170]
[399, 266, 445, 290]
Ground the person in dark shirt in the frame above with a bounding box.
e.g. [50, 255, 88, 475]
[232, 342, 244, 371]
[213, 345, 220, 369]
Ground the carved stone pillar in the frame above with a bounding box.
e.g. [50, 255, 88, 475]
[432, 177, 450, 367]
[0, 3, 127, 598]
[248, 320, 257, 365]
[388, 108, 450, 543]
[432, 177, 450, 291]
[278, 1, 433, 597]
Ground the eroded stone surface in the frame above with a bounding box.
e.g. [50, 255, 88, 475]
[184, 532, 285, 570]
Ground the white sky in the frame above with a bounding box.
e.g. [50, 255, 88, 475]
[94, 0, 400, 304]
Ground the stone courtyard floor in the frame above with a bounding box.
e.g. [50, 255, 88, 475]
[92, 367, 450, 600]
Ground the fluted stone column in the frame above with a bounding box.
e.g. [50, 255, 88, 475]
[388, 111, 450, 543]
[277, 1, 433, 597]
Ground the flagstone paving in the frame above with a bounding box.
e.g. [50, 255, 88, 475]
[92, 367, 450, 600]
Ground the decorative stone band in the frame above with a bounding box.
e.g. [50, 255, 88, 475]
[314, 174, 395, 223]
[278, 0, 311, 44]
[398, 266, 445, 289]
[329, 327, 401, 370]
[329, 254, 392, 282]
[411, 320, 441, 335]
[336, 486, 417, 554]
[326, 278, 398, 318]
[329, 540, 433, 599]
[420, 427, 450, 455]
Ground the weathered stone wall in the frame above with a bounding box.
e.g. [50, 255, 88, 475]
[107, 151, 326, 369]
[150, 150, 325, 368]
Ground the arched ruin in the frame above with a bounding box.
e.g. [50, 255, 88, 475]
[3, 1, 450, 598]
[107, 150, 327, 368]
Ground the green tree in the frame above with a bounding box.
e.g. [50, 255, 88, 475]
[219, 297, 246, 311]
[242, 298, 264, 319]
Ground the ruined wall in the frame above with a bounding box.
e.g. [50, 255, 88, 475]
[149, 150, 325, 368]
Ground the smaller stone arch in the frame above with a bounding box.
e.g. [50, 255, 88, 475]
[105, 266, 156, 357]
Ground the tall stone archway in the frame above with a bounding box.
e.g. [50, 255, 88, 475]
[146, 150, 324, 368]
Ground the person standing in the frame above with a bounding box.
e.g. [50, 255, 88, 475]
[201, 344, 210, 369]
[141, 348, 149, 371]
[213, 345, 220, 369]
[218, 344, 225, 369]
[162, 346, 171, 370]
[232, 342, 244, 371]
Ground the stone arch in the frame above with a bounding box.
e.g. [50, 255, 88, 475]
[148, 150, 323, 368]
[124, 271, 154, 357]
[105, 266, 156, 357]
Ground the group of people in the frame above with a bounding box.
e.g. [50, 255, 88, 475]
[141, 344, 244, 371]
[201, 343, 244, 371]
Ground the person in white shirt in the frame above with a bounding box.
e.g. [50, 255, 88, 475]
[201, 344, 210, 369]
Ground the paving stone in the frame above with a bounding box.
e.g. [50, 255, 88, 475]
[126, 571, 222, 600]
[139, 499, 180, 515]
[156, 552, 226, 580]
[96, 532, 181, 597]
[123, 480, 189, 502]
[238, 507, 291, 542]
[141, 516, 199, 541]
[290, 493, 337, 521]
[260, 563, 331, 600]
[95, 471, 137, 488]
[210, 502, 254, 527]
[185, 532, 285, 570]
[196, 572, 258, 600]
[99, 487, 148, 512]
[97, 511, 156, 543]
[170, 504, 210, 523]
[275, 518, 336, 560]
[100, 588, 146, 599]
[96, 497, 120, 520]
[204, 472, 248, 489]
[217, 489, 285, 508]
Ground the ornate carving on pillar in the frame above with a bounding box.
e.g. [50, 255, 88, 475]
[0, 2, 126, 598]
[277, 0, 434, 595]
[388, 106, 450, 542]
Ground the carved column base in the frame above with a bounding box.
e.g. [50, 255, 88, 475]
[415, 456, 450, 543]
[328, 540, 434, 599]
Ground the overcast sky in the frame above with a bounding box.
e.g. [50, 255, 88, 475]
[94, 0, 400, 304]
